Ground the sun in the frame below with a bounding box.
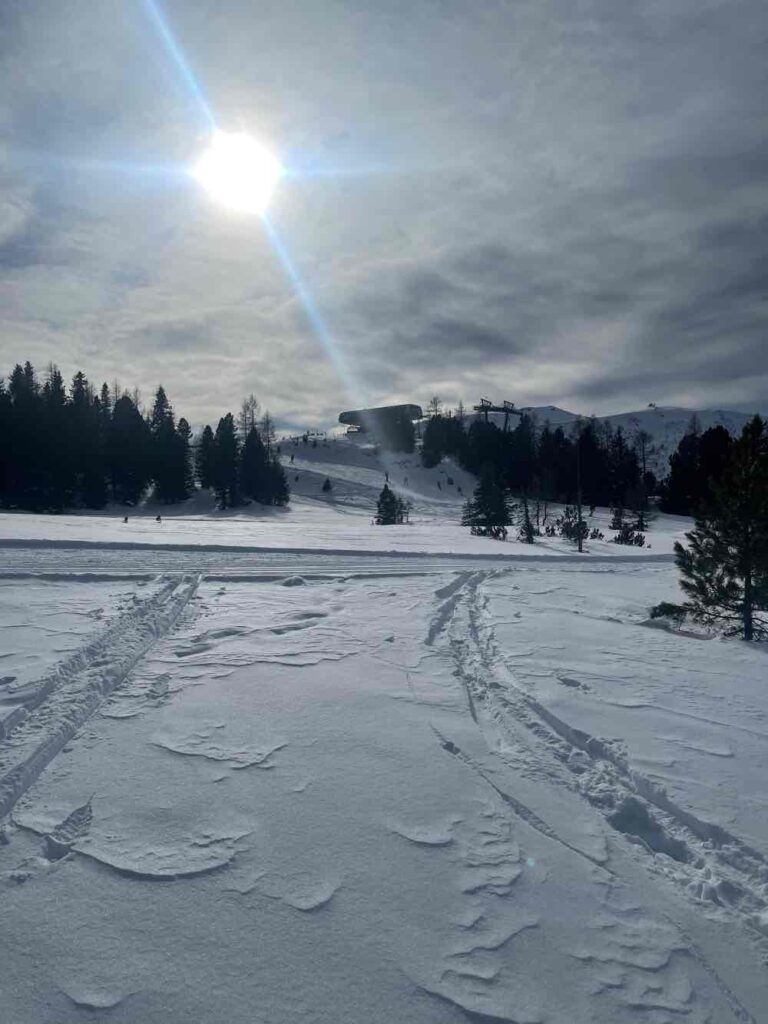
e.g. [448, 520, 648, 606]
[194, 130, 283, 216]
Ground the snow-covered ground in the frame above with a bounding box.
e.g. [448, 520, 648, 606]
[1, 441, 766, 1023]
[2, 562, 767, 1023]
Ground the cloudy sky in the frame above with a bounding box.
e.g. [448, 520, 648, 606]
[1, 0, 766, 430]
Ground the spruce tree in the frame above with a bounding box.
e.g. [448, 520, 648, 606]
[461, 469, 515, 541]
[108, 395, 152, 504]
[265, 454, 290, 506]
[519, 495, 535, 544]
[177, 417, 195, 498]
[240, 426, 269, 501]
[7, 363, 44, 508]
[376, 484, 404, 524]
[70, 371, 107, 508]
[674, 416, 768, 640]
[212, 413, 240, 508]
[42, 364, 72, 509]
[0, 381, 10, 505]
[661, 420, 701, 514]
[151, 386, 186, 503]
[196, 425, 215, 490]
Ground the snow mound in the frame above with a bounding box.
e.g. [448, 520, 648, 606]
[151, 727, 286, 770]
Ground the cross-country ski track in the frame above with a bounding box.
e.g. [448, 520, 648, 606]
[1, 532, 767, 1021]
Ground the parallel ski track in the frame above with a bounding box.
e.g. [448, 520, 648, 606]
[426, 569, 765, 1023]
[0, 574, 200, 819]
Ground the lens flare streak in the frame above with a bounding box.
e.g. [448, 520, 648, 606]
[262, 216, 362, 404]
[141, 0, 217, 129]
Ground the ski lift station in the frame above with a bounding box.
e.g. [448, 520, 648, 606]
[338, 404, 423, 435]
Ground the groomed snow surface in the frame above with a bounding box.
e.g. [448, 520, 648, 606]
[1, 438, 766, 1023]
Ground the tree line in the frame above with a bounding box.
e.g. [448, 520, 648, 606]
[0, 361, 288, 511]
[421, 407, 651, 515]
[419, 401, 768, 641]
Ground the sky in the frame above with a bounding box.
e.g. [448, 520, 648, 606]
[0, 0, 766, 431]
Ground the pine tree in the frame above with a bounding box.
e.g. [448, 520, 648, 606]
[265, 454, 290, 506]
[519, 495, 535, 544]
[108, 395, 152, 504]
[674, 416, 768, 640]
[556, 506, 589, 547]
[461, 469, 515, 541]
[240, 426, 269, 501]
[661, 419, 701, 514]
[376, 484, 404, 525]
[150, 386, 187, 503]
[7, 363, 44, 508]
[70, 371, 107, 508]
[42, 364, 72, 509]
[196, 425, 215, 490]
[176, 418, 194, 498]
[212, 413, 240, 508]
[0, 381, 10, 505]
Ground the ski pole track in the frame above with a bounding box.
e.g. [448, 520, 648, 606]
[0, 574, 200, 820]
[440, 571, 768, 947]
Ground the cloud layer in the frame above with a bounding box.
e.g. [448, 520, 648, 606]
[1, 0, 766, 428]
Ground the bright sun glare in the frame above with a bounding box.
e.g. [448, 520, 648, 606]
[194, 130, 283, 215]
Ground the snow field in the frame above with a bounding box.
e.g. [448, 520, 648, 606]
[1, 561, 766, 1022]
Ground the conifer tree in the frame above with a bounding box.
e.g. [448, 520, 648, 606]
[519, 495, 535, 544]
[196, 425, 215, 490]
[265, 454, 290, 506]
[42, 364, 71, 509]
[6, 363, 43, 507]
[108, 395, 152, 504]
[674, 416, 768, 640]
[176, 417, 194, 498]
[661, 420, 701, 514]
[70, 371, 107, 508]
[461, 469, 515, 540]
[240, 426, 269, 502]
[150, 386, 186, 502]
[376, 483, 404, 524]
[0, 381, 10, 505]
[212, 413, 240, 508]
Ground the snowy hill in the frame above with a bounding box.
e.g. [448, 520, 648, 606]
[518, 405, 756, 474]
[280, 431, 474, 514]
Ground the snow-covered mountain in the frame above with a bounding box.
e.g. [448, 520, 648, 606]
[516, 405, 757, 474]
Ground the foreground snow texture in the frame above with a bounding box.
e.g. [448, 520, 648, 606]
[2, 560, 767, 1023]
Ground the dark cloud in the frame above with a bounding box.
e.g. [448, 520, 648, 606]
[0, 0, 766, 425]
